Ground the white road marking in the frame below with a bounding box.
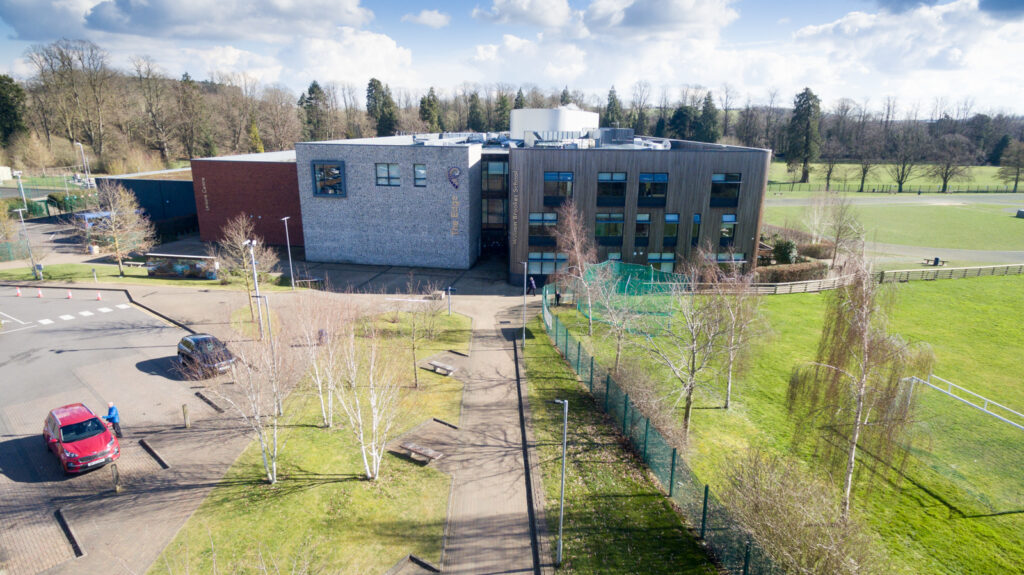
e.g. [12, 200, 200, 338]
[38, 319, 53, 325]
[79, 311, 94, 317]
[0, 324, 38, 335]
[97, 307, 113, 313]
[0, 311, 27, 325]
[59, 315, 75, 321]
[115, 304, 131, 310]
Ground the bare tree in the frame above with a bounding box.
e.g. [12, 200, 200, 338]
[722, 448, 884, 574]
[337, 319, 403, 480]
[788, 256, 933, 520]
[998, 139, 1024, 193]
[927, 134, 975, 192]
[400, 277, 445, 388]
[642, 256, 727, 442]
[590, 264, 643, 376]
[630, 81, 651, 135]
[803, 193, 830, 244]
[550, 199, 598, 335]
[820, 137, 844, 191]
[132, 56, 175, 162]
[209, 213, 279, 323]
[825, 193, 863, 270]
[714, 265, 762, 409]
[294, 292, 356, 428]
[0, 207, 16, 240]
[83, 182, 156, 276]
[718, 83, 735, 139]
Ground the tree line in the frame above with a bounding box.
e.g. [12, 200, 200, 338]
[1, 38, 1022, 189]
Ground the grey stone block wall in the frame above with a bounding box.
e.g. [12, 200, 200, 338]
[296, 142, 481, 269]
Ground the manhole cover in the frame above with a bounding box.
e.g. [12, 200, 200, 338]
[499, 321, 511, 324]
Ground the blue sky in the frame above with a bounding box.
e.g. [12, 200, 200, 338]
[0, 0, 1021, 114]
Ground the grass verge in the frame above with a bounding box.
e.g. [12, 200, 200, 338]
[525, 316, 716, 574]
[150, 312, 471, 574]
[0, 262, 293, 290]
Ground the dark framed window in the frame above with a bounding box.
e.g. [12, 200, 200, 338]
[664, 213, 679, 247]
[483, 161, 508, 193]
[691, 213, 702, 247]
[482, 199, 506, 229]
[607, 252, 622, 261]
[720, 214, 736, 247]
[597, 171, 627, 206]
[543, 172, 573, 197]
[312, 161, 346, 196]
[635, 213, 650, 247]
[527, 251, 567, 275]
[711, 173, 741, 207]
[376, 163, 400, 186]
[595, 212, 624, 245]
[716, 252, 746, 262]
[639, 173, 668, 197]
[414, 164, 427, 187]
[648, 252, 675, 273]
[528, 212, 557, 237]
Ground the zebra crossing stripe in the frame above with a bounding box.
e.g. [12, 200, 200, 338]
[38, 319, 53, 325]
[59, 315, 75, 321]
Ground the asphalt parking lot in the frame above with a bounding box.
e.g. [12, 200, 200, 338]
[0, 287, 213, 574]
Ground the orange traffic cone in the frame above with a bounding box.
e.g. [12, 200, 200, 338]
[96, 292, 102, 301]
[15, 287, 21, 297]
[37, 288, 43, 298]
[66, 290, 73, 299]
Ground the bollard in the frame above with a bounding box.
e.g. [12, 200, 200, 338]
[92, 268, 98, 283]
[182, 404, 191, 429]
[111, 463, 122, 494]
[700, 484, 709, 538]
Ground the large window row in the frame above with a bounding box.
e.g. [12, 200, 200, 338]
[541, 171, 741, 208]
[527, 251, 567, 275]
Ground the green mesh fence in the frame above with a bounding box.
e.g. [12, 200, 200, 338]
[542, 284, 779, 574]
[0, 239, 29, 262]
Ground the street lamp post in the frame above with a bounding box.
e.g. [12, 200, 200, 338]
[74, 142, 91, 185]
[281, 216, 295, 290]
[244, 239, 265, 340]
[521, 261, 528, 351]
[14, 170, 26, 211]
[552, 398, 569, 567]
[13, 208, 40, 280]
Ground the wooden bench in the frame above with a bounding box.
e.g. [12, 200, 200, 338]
[922, 258, 947, 267]
[400, 442, 444, 462]
[425, 360, 456, 376]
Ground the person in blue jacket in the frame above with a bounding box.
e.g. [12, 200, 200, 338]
[104, 402, 123, 438]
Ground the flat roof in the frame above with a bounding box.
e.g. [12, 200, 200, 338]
[191, 150, 296, 163]
[99, 167, 193, 181]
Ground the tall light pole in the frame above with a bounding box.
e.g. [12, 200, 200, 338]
[13, 208, 40, 280]
[521, 261, 528, 351]
[244, 239, 265, 340]
[281, 216, 295, 290]
[14, 170, 26, 211]
[552, 398, 569, 567]
[74, 141, 91, 185]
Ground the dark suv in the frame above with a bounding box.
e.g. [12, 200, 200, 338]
[177, 334, 234, 378]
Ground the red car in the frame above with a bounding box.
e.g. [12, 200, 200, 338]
[43, 403, 120, 474]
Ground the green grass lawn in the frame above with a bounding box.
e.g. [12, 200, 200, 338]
[765, 203, 1024, 251]
[768, 161, 1007, 189]
[525, 316, 716, 575]
[150, 312, 471, 574]
[552, 276, 1024, 574]
[0, 262, 294, 290]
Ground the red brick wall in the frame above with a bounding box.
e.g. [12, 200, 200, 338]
[190, 160, 303, 246]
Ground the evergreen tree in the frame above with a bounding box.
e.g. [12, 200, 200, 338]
[604, 86, 623, 128]
[0, 74, 26, 145]
[419, 87, 442, 132]
[654, 116, 667, 138]
[468, 92, 486, 132]
[366, 78, 386, 122]
[494, 92, 512, 131]
[298, 81, 329, 141]
[513, 88, 526, 109]
[669, 105, 698, 140]
[560, 86, 571, 105]
[786, 87, 822, 183]
[988, 134, 1011, 166]
[376, 84, 399, 136]
[248, 117, 264, 153]
[695, 93, 721, 143]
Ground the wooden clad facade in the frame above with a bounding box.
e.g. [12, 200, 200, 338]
[507, 144, 771, 281]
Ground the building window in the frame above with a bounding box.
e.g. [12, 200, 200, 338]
[483, 161, 508, 193]
[716, 252, 747, 262]
[482, 199, 506, 229]
[595, 212, 624, 245]
[597, 172, 627, 206]
[414, 164, 427, 187]
[544, 172, 573, 198]
[528, 251, 567, 275]
[648, 252, 676, 273]
[711, 173, 741, 207]
[376, 163, 400, 186]
[720, 214, 736, 247]
[664, 213, 679, 247]
[607, 252, 622, 261]
[635, 213, 650, 247]
[639, 173, 668, 198]
[312, 161, 345, 196]
[691, 213, 702, 247]
[528, 212, 557, 236]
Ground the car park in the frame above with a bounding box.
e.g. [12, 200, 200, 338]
[177, 333, 235, 378]
[43, 403, 121, 474]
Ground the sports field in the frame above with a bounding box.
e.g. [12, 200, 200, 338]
[768, 161, 1007, 189]
[551, 275, 1024, 574]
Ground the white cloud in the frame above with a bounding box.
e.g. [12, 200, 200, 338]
[402, 9, 450, 29]
[283, 27, 415, 91]
[472, 0, 574, 28]
[585, 0, 739, 40]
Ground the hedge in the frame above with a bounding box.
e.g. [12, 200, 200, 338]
[754, 261, 829, 283]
